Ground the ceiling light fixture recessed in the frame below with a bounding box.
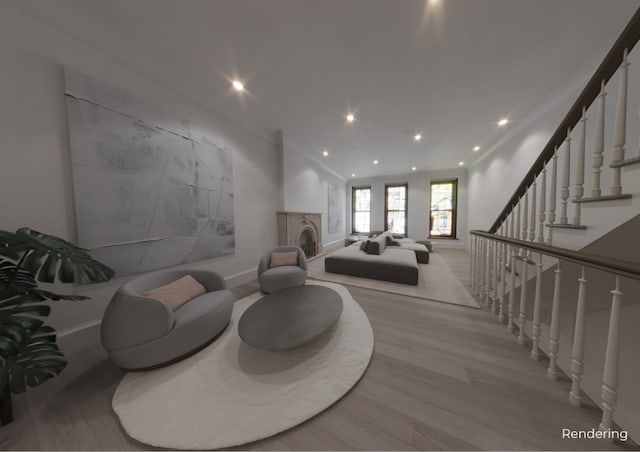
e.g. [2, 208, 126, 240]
[322, 150, 329, 157]
[414, 134, 422, 142]
[473, 146, 481, 151]
[346, 114, 355, 123]
[373, 160, 379, 165]
[498, 118, 509, 127]
[412, 166, 417, 171]
[351, 173, 356, 177]
[459, 161, 465, 166]
[232, 80, 244, 92]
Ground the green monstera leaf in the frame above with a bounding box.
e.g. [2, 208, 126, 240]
[2, 325, 66, 394]
[0, 228, 114, 284]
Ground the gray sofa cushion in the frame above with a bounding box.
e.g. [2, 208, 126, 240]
[325, 243, 419, 285]
[366, 235, 387, 255]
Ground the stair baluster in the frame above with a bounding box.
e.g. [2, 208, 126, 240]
[518, 252, 529, 345]
[592, 80, 606, 198]
[491, 239, 499, 313]
[560, 129, 571, 225]
[600, 276, 623, 431]
[522, 190, 529, 241]
[498, 239, 507, 322]
[548, 147, 558, 245]
[530, 253, 543, 360]
[507, 245, 517, 332]
[573, 107, 587, 225]
[609, 48, 628, 196]
[538, 165, 546, 243]
[548, 260, 562, 379]
[569, 266, 588, 406]
[470, 235, 476, 292]
[530, 180, 537, 242]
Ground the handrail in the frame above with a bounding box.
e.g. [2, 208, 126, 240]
[489, 6, 640, 233]
[471, 230, 640, 281]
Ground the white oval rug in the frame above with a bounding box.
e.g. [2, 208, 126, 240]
[112, 280, 374, 450]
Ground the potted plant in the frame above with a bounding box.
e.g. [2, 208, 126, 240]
[0, 227, 114, 425]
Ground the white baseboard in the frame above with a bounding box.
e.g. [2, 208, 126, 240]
[224, 266, 258, 288]
[57, 319, 102, 354]
[431, 240, 468, 250]
[323, 239, 344, 252]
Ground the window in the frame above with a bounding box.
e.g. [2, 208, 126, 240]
[352, 186, 371, 233]
[385, 183, 408, 236]
[429, 179, 457, 238]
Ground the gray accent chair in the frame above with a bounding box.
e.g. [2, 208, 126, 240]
[101, 269, 233, 370]
[258, 246, 308, 293]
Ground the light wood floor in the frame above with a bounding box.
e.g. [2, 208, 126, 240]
[1, 249, 631, 451]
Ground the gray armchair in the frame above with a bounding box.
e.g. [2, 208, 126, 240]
[101, 269, 233, 370]
[258, 246, 307, 293]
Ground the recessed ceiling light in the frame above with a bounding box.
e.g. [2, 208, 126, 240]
[459, 161, 465, 166]
[498, 118, 508, 127]
[373, 159, 379, 165]
[412, 166, 417, 171]
[322, 150, 329, 157]
[346, 114, 355, 123]
[473, 145, 481, 151]
[232, 80, 244, 92]
[414, 134, 422, 142]
[351, 173, 356, 177]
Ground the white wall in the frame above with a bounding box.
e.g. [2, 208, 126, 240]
[346, 168, 468, 248]
[282, 146, 347, 248]
[0, 37, 279, 333]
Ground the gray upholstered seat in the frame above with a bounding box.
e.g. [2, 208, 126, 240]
[257, 246, 307, 293]
[101, 269, 233, 370]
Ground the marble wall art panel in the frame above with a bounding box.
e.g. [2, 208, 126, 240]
[327, 181, 345, 234]
[64, 68, 234, 276]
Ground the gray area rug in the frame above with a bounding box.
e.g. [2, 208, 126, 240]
[307, 252, 480, 309]
[112, 281, 374, 450]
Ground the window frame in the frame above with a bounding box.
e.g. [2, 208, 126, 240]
[384, 183, 409, 237]
[351, 186, 372, 234]
[429, 179, 458, 239]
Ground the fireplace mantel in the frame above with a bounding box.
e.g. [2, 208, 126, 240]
[277, 212, 323, 258]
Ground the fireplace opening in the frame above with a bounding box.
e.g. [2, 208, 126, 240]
[299, 228, 317, 258]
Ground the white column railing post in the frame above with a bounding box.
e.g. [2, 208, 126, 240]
[530, 181, 537, 243]
[516, 201, 521, 241]
[484, 238, 491, 306]
[531, 253, 543, 360]
[548, 147, 558, 245]
[470, 235, 476, 292]
[508, 210, 515, 268]
[508, 245, 517, 332]
[518, 252, 529, 345]
[479, 238, 485, 299]
[573, 107, 587, 225]
[492, 239, 499, 313]
[592, 80, 606, 198]
[548, 260, 562, 379]
[522, 190, 529, 241]
[560, 128, 571, 225]
[600, 276, 623, 431]
[498, 239, 507, 323]
[570, 266, 588, 406]
[538, 165, 546, 243]
[609, 48, 629, 197]
[475, 237, 482, 295]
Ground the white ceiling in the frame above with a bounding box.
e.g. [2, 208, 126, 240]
[10, 0, 640, 179]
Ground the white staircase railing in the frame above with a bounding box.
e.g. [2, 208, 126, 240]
[470, 232, 640, 439]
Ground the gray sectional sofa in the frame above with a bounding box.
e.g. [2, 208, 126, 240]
[324, 231, 429, 285]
